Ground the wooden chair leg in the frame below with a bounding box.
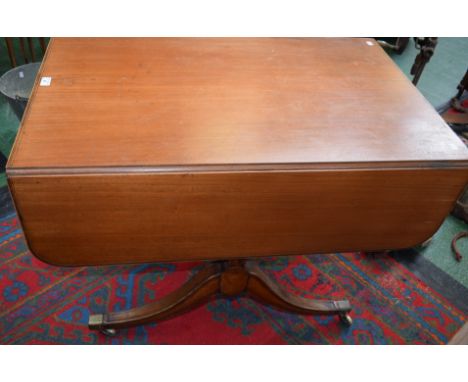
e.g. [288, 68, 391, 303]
[39, 37, 46, 54]
[19, 38, 28, 64]
[4, 38, 16, 67]
[27, 37, 35, 61]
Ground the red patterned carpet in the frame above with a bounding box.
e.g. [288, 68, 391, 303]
[0, 213, 465, 344]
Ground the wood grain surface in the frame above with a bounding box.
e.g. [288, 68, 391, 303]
[8, 168, 468, 265]
[6, 38, 468, 266]
[7, 38, 468, 171]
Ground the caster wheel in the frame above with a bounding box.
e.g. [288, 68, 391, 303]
[100, 328, 117, 337]
[339, 313, 353, 327]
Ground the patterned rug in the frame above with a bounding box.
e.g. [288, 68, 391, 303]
[0, 213, 465, 344]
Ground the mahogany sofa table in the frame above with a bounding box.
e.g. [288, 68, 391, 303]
[7, 38, 468, 335]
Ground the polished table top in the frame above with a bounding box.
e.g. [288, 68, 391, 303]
[6, 38, 468, 266]
[8, 38, 468, 174]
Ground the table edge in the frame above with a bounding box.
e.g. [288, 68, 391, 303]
[6, 160, 468, 177]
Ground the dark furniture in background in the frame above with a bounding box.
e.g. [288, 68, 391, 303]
[4, 37, 47, 67]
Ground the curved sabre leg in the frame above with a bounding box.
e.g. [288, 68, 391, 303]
[245, 261, 352, 325]
[88, 263, 223, 334]
[88, 259, 353, 335]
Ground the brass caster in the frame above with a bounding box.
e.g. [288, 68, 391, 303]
[339, 313, 353, 326]
[100, 328, 117, 337]
[89, 314, 117, 336]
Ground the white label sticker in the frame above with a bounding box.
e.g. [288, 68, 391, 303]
[366, 41, 374, 46]
[40, 77, 52, 86]
[19, 71, 24, 78]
